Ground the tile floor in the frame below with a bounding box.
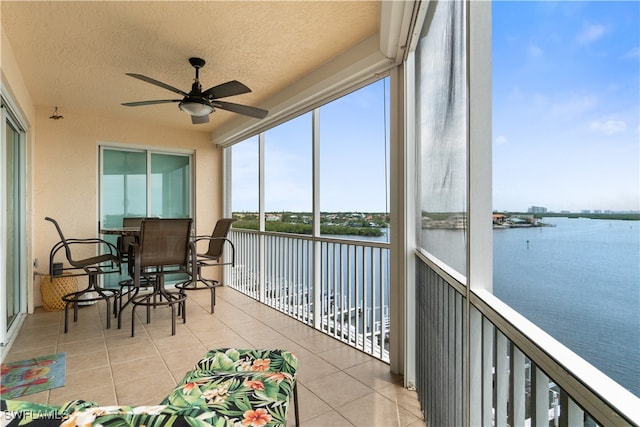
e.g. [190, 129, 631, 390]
[2, 286, 425, 427]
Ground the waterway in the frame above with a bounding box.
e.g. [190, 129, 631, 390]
[245, 219, 640, 395]
[493, 217, 640, 396]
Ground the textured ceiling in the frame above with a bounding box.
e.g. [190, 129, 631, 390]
[1, 1, 379, 133]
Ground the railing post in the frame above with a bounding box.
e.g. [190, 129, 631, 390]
[532, 364, 550, 427]
[481, 316, 494, 426]
[465, 308, 484, 426]
[313, 240, 321, 330]
[259, 233, 265, 303]
[510, 343, 526, 426]
[496, 331, 509, 425]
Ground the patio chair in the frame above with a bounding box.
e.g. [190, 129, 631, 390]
[116, 217, 157, 307]
[116, 217, 145, 264]
[175, 218, 235, 313]
[118, 218, 192, 337]
[45, 217, 121, 333]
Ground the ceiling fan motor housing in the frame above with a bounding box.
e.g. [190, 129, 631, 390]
[189, 57, 206, 69]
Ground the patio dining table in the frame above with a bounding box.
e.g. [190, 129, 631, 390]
[99, 226, 140, 237]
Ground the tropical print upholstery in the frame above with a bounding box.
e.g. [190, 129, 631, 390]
[1, 399, 233, 427]
[0, 349, 299, 427]
[162, 371, 293, 426]
[191, 348, 298, 377]
[163, 348, 299, 427]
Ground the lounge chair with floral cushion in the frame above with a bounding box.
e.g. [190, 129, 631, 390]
[162, 348, 300, 427]
[0, 348, 299, 427]
[0, 399, 237, 427]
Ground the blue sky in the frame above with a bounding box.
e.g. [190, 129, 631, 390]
[232, 1, 639, 214]
[492, 1, 639, 212]
[232, 79, 389, 213]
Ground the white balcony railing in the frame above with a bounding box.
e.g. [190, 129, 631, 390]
[225, 228, 637, 426]
[416, 252, 638, 427]
[225, 229, 390, 362]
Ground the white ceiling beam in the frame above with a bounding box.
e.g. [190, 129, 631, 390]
[379, 0, 419, 63]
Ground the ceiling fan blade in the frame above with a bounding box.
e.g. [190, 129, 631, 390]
[191, 114, 210, 124]
[122, 99, 181, 107]
[213, 101, 268, 119]
[202, 80, 251, 99]
[125, 73, 188, 97]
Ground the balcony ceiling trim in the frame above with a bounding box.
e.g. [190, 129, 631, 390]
[379, 0, 419, 63]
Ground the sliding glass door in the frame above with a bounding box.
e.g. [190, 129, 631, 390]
[1, 101, 26, 346]
[102, 149, 148, 227]
[99, 147, 193, 287]
[150, 153, 191, 218]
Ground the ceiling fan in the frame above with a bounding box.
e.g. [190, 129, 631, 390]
[122, 57, 268, 124]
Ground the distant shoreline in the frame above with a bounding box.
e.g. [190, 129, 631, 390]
[232, 211, 639, 235]
[508, 212, 640, 221]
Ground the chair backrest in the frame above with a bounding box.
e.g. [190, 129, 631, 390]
[45, 216, 75, 264]
[205, 218, 236, 258]
[118, 217, 145, 254]
[138, 218, 192, 269]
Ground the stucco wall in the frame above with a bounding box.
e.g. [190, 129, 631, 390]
[33, 108, 222, 309]
[3, 24, 224, 312]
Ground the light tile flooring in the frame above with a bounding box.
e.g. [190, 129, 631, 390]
[3, 286, 425, 427]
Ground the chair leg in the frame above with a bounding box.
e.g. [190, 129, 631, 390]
[131, 304, 137, 337]
[118, 287, 138, 329]
[171, 304, 176, 336]
[105, 298, 111, 329]
[64, 300, 73, 333]
[293, 382, 300, 427]
[73, 299, 79, 322]
[112, 292, 119, 318]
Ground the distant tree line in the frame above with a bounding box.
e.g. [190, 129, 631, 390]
[232, 212, 388, 236]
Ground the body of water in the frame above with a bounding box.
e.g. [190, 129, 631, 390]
[421, 217, 639, 395]
[246, 220, 640, 394]
[493, 217, 639, 396]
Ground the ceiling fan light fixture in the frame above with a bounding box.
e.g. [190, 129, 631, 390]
[179, 101, 213, 116]
[49, 106, 64, 120]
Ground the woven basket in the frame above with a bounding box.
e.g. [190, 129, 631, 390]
[41, 275, 77, 311]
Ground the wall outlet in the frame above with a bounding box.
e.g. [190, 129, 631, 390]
[33, 258, 38, 268]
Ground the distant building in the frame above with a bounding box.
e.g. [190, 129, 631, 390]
[528, 206, 547, 213]
[492, 214, 507, 225]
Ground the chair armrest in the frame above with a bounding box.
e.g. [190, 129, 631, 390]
[192, 236, 231, 244]
[192, 237, 235, 267]
[49, 238, 121, 276]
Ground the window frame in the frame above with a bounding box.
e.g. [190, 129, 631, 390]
[0, 94, 29, 348]
[98, 144, 195, 224]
